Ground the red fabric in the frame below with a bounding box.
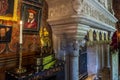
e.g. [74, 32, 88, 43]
[24, 20, 37, 29]
[110, 31, 118, 50]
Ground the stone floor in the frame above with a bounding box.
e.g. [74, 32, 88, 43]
[85, 68, 111, 80]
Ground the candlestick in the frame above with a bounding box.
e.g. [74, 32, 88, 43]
[15, 44, 26, 74]
[20, 21, 23, 44]
[15, 21, 26, 74]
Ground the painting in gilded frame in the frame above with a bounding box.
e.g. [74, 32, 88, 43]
[0, 25, 12, 43]
[22, 3, 42, 34]
[23, 0, 43, 5]
[0, 0, 18, 21]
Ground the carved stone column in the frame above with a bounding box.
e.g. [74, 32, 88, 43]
[65, 40, 80, 80]
[107, 44, 111, 68]
[101, 45, 104, 68]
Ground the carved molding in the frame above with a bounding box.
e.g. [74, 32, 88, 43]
[48, 16, 115, 32]
[46, 0, 117, 29]
[98, 0, 108, 9]
[88, 0, 117, 22]
[66, 40, 80, 57]
[71, 0, 84, 14]
[47, 0, 74, 20]
[81, 0, 117, 27]
[50, 22, 90, 41]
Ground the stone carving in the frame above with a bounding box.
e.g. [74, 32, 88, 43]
[48, 3, 71, 19]
[99, 0, 108, 9]
[87, 28, 109, 43]
[66, 40, 79, 57]
[60, 39, 86, 57]
[48, 0, 114, 27]
[71, 0, 84, 14]
[72, 40, 79, 51]
[82, 1, 115, 27]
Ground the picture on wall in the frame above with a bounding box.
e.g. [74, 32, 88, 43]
[0, 25, 12, 43]
[0, 0, 18, 21]
[23, 0, 43, 5]
[22, 3, 42, 34]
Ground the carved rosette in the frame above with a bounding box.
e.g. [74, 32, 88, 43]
[71, 0, 84, 14]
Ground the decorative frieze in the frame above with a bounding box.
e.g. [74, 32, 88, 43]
[46, 0, 116, 28]
[71, 0, 84, 14]
[48, 1, 72, 20]
[81, 0, 115, 27]
[86, 28, 111, 46]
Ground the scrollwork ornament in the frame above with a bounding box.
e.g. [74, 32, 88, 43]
[71, 0, 84, 14]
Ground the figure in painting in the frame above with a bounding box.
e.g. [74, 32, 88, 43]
[0, 0, 8, 15]
[0, 28, 6, 41]
[0, 27, 11, 42]
[24, 9, 37, 29]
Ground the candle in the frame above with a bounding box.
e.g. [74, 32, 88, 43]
[20, 21, 23, 44]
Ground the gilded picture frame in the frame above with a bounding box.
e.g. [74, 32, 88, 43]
[22, 3, 42, 34]
[0, 0, 18, 21]
[0, 25, 12, 43]
[23, 0, 43, 5]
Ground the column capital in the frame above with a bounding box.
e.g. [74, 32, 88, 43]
[66, 40, 79, 57]
[50, 22, 90, 41]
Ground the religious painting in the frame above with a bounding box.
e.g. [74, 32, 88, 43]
[0, 0, 18, 21]
[22, 4, 42, 34]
